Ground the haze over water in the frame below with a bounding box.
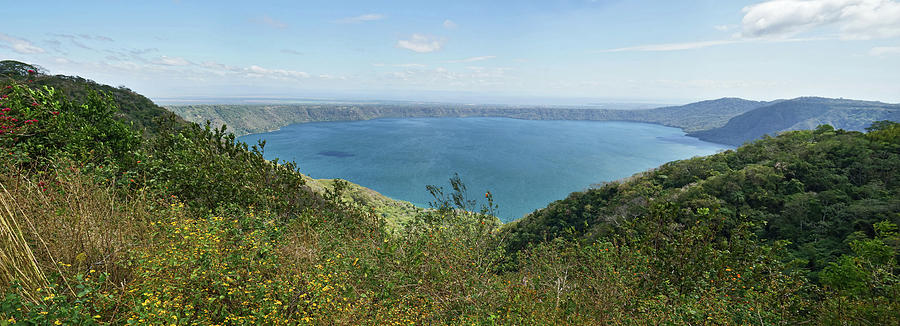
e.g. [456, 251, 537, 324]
[239, 118, 729, 221]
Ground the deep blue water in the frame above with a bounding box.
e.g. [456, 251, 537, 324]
[238, 118, 729, 222]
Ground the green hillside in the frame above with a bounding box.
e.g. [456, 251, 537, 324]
[628, 97, 769, 132]
[504, 124, 900, 274]
[0, 60, 187, 134]
[1, 65, 898, 324]
[690, 97, 900, 146]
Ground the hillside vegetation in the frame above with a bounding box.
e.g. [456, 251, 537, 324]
[0, 60, 187, 134]
[1, 63, 898, 324]
[690, 97, 900, 146]
[505, 124, 900, 274]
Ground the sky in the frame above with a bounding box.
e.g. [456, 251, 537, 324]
[1, 0, 899, 104]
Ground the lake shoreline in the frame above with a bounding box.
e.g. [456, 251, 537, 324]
[238, 118, 729, 221]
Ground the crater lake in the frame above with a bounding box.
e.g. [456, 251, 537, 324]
[238, 117, 730, 221]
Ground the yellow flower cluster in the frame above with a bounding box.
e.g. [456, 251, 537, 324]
[126, 205, 295, 324]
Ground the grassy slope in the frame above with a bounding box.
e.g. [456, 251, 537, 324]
[306, 177, 420, 229]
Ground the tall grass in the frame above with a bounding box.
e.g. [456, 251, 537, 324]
[0, 162, 157, 303]
[0, 182, 48, 304]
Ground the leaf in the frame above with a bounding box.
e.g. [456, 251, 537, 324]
[75, 252, 87, 264]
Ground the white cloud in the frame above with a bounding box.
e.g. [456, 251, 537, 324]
[870, 45, 900, 55]
[155, 55, 192, 66]
[281, 49, 303, 56]
[317, 74, 346, 80]
[337, 13, 386, 23]
[253, 15, 288, 29]
[654, 79, 783, 89]
[741, 0, 900, 40]
[198, 61, 310, 80]
[247, 65, 310, 79]
[76, 34, 113, 42]
[373, 63, 427, 68]
[51, 33, 114, 42]
[605, 1, 900, 55]
[598, 40, 742, 52]
[446, 55, 496, 63]
[596, 36, 832, 53]
[443, 19, 458, 29]
[714, 24, 735, 31]
[385, 66, 510, 88]
[0, 33, 46, 54]
[396, 34, 445, 53]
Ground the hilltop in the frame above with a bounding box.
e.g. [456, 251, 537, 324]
[1, 62, 898, 324]
[0, 60, 187, 134]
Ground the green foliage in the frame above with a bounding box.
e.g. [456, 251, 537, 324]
[867, 120, 900, 145]
[139, 120, 312, 218]
[0, 61, 43, 78]
[125, 204, 299, 324]
[1, 273, 106, 325]
[1, 70, 898, 324]
[504, 126, 900, 278]
[1, 60, 187, 135]
[0, 84, 141, 173]
[817, 220, 900, 324]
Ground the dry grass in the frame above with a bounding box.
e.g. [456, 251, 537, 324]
[0, 182, 49, 304]
[0, 163, 158, 296]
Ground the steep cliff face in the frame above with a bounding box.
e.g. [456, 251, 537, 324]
[166, 98, 770, 137]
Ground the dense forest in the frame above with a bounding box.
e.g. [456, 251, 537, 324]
[1, 60, 898, 324]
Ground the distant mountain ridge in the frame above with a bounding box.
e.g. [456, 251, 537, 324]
[627, 97, 770, 132]
[689, 97, 900, 145]
[169, 96, 898, 146]
[168, 98, 769, 137]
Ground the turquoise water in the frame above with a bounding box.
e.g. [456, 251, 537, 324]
[238, 118, 729, 221]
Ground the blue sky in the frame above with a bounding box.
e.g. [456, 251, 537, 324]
[1, 0, 899, 104]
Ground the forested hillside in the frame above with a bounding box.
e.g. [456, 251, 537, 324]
[0, 60, 187, 134]
[504, 123, 900, 275]
[1, 63, 898, 324]
[690, 97, 900, 146]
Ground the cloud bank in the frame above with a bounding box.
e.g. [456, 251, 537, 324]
[741, 0, 900, 40]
